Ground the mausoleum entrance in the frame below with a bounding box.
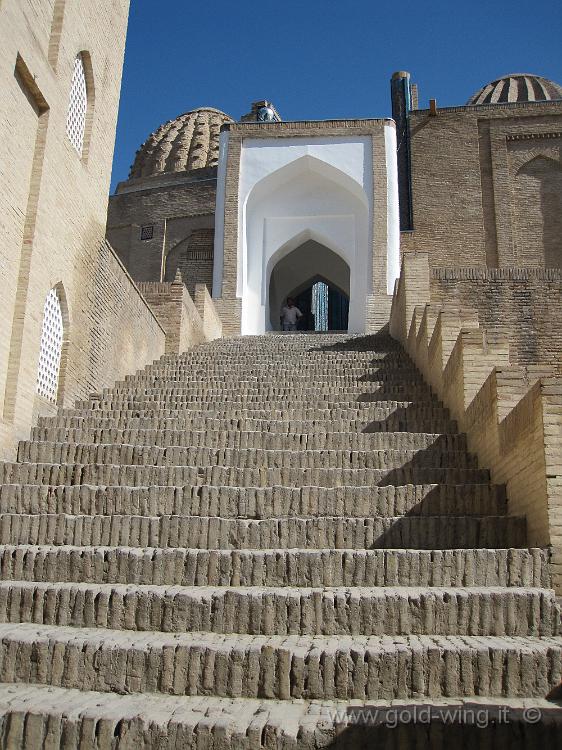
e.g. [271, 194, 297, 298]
[267, 240, 350, 331]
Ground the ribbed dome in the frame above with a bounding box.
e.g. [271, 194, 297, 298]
[467, 74, 562, 105]
[129, 107, 233, 179]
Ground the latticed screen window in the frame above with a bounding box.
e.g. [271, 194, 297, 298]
[312, 281, 329, 331]
[140, 225, 154, 241]
[66, 54, 87, 155]
[36, 289, 64, 403]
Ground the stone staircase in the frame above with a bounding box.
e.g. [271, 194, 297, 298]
[0, 332, 561, 747]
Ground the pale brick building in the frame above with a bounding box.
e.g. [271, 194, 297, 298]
[1, 2, 562, 744]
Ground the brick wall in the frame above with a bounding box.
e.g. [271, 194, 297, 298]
[408, 102, 562, 268]
[164, 227, 215, 294]
[137, 279, 222, 355]
[106, 171, 216, 283]
[0, 0, 138, 459]
[430, 268, 562, 370]
[74, 242, 166, 395]
[390, 252, 562, 591]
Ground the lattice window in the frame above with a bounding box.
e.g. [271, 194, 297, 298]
[36, 288, 64, 403]
[312, 281, 329, 331]
[66, 54, 87, 155]
[140, 225, 154, 241]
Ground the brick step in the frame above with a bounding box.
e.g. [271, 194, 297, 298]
[75, 397, 440, 412]
[30, 426, 467, 452]
[58, 407, 456, 433]
[38, 414, 458, 434]
[200, 348, 398, 356]
[115, 370, 420, 388]
[142, 361, 414, 372]
[0, 513, 526, 550]
[163, 350, 405, 359]
[16, 442, 479, 471]
[0, 483, 506, 518]
[121, 372, 424, 385]
[0, 685, 559, 750]
[104, 385, 432, 399]
[0, 462, 490, 488]
[167, 344, 401, 354]
[0, 545, 548, 587]
[136, 367, 419, 380]
[0, 623, 560, 699]
[0, 581, 558, 637]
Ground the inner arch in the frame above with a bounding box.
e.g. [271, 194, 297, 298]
[268, 240, 350, 331]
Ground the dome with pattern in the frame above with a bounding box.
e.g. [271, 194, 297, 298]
[467, 74, 562, 106]
[129, 107, 233, 179]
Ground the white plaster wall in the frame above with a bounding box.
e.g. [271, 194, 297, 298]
[384, 124, 400, 294]
[212, 130, 229, 297]
[238, 137, 372, 335]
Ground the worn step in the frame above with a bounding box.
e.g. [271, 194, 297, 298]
[0, 623, 560, 699]
[121, 372, 424, 385]
[38, 414, 458, 434]
[0, 581, 557, 636]
[104, 385, 431, 399]
[29, 426, 468, 452]
[107, 380, 430, 393]
[65, 399, 455, 420]
[0, 461, 490, 488]
[0, 685, 560, 750]
[0, 545, 549, 588]
[0, 483, 506, 518]
[0, 513, 527, 549]
[17, 442, 478, 471]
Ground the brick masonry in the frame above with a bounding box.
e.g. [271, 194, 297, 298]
[403, 101, 562, 268]
[390, 252, 562, 591]
[0, 0, 165, 460]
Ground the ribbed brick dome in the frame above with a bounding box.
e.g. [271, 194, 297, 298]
[129, 107, 233, 179]
[467, 74, 562, 105]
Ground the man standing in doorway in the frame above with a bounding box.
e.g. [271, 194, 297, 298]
[280, 297, 303, 332]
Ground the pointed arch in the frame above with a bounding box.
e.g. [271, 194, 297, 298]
[36, 282, 69, 404]
[238, 141, 373, 334]
[66, 51, 95, 162]
[265, 227, 350, 285]
[514, 154, 562, 267]
[245, 153, 369, 210]
[267, 239, 351, 331]
[516, 153, 562, 176]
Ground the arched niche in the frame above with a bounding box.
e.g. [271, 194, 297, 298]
[241, 154, 370, 334]
[515, 155, 562, 268]
[268, 240, 350, 331]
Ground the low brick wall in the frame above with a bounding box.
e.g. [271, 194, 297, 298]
[430, 268, 562, 370]
[77, 242, 167, 395]
[0, 241, 168, 461]
[138, 278, 222, 355]
[390, 252, 562, 591]
[194, 284, 222, 342]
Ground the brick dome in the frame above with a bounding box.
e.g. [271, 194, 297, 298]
[467, 74, 562, 105]
[129, 107, 233, 179]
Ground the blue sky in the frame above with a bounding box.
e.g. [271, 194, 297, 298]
[110, 0, 562, 191]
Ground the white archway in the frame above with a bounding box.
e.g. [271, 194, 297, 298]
[240, 153, 370, 334]
[268, 239, 351, 331]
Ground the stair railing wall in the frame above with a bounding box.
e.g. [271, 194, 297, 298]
[390, 251, 562, 592]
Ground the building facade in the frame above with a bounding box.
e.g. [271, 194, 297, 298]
[0, 0, 175, 460]
[107, 71, 562, 339]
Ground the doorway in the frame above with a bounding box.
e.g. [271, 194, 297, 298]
[293, 281, 349, 331]
[268, 240, 351, 331]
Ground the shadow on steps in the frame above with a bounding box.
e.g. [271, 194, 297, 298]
[323, 701, 562, 748]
